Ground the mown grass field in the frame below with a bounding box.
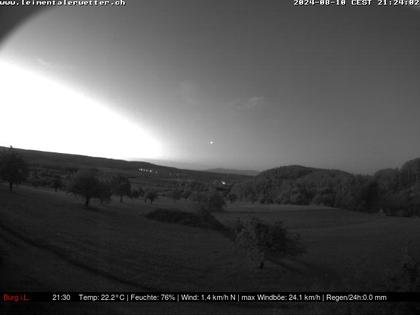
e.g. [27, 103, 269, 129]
[1, 184, 419, 314]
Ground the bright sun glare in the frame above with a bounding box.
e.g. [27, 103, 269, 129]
[0, 60, 163, 160]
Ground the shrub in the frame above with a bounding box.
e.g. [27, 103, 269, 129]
[375, 243, 420, 315]
[145, 208, 225, 231]
[193, 191, 226, 213]
[387, 243, 420, 292]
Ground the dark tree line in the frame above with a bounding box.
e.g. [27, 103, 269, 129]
[0, 147, 144, 207]
[230, 162, 420, 216]
[2, 146, 419, 215]
[68, 171, 146, 207]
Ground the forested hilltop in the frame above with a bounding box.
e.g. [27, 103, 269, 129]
[231, 159, 420, 216]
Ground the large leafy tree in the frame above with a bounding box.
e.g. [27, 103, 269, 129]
[235, 217, 305, 269]
[68, 169, 108, 207]
[111, 175, 131, 203]
[0, 147, 28, 192]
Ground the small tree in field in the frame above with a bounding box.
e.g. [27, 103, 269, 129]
[68, 169, 103, 207]
[111, 175, 131, 203]
[52, 175, 63, 192]
[235, 217, 305, 269]
[0, 147, 28, 192]
[130, 187, 144, 199]
[171, 189, 183, 202]
[96, 181, 112, 204]
[130, 189, 140, 199]
[144, 191, 158, 204]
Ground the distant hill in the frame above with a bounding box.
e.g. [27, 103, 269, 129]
[231, 165, 356, 204]
[231, 161, 420, 216]
[0, 146, 251, 184]
[257, 165, 353, 183]
[250, 165, 356, 205]
[206, 168, 259, 177]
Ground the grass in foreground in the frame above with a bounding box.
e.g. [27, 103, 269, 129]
[1, 184, 420, 314]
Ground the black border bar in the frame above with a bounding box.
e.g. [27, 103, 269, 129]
[1, 292, 419, 303]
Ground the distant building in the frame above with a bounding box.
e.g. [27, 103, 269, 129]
[138, 168, 153, 173]
[212, 179, 230, 192]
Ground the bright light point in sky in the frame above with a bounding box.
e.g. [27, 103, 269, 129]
[209, 140, 214, 145]
[0, 60, 163, 160]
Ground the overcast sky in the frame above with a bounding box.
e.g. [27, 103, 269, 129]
[1, 1, 419, 173]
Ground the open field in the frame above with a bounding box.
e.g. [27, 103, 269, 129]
[1, 184, 420, 314]
[217, 203, 420, 289]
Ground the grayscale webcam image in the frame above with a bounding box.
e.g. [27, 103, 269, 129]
[0, 1, 419, 314]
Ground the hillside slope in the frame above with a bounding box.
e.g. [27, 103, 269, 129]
[0, 146, 251, 184]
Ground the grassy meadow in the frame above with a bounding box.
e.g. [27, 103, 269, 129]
[1, 183, 419, 314]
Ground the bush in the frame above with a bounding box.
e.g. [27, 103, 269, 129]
[145, 208, 225, 231]
[387, 243, 420, 292]
[193, 191, 226, 213]
[234, 217, 305, 269]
